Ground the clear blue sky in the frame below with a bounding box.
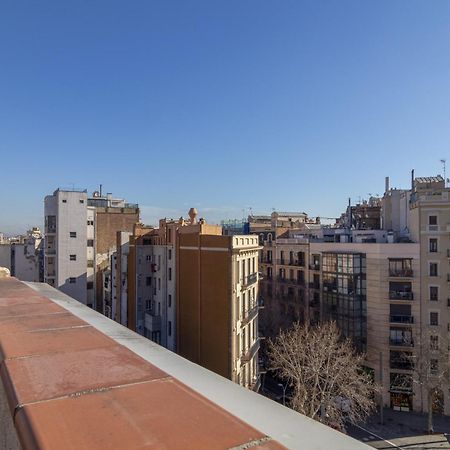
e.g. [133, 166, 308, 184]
[1, 1, 450, 234]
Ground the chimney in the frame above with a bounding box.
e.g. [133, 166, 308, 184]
[411, 169, 415, 190]
[385, 176, 390, 193]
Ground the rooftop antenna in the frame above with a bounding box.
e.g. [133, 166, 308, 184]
[100, 184, 103, 197]
[440, 159, 446, 186]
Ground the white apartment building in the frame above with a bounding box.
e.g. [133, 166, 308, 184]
[44, 189, 92, 305]
[0, 228, 43, 282]
[44, 189, 139, 309]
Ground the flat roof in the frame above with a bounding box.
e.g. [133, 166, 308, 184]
[0, 278, 369, 450]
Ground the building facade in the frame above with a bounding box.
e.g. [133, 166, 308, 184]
[177, 219, 261, 389]
[257, 174, 450, 415]
[44, 188, 139, 308]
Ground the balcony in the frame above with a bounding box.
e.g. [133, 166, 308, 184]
[389, 338, 414, 347]
[242, 273, 258, 288]
[309, 282, 320, 290]
[389, 269, 413, 278]
[249, 374, 261, 392]
[390, 315, 414, 324]
[277, 259, 287, 265]
[0, 279, 368, 450]
[389, 291, 414, 300]
[309, 264, 320, 271]
[241, 338, 260, 363]
[260, 257, 273, 264]
[323, 283, 337, 293]
[145, 312, 161, 331]
[241, 303, 259, 326]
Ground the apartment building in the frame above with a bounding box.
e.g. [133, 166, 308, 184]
[177, 216, 261, 389]
[0, 227, 43, 282]
[44, 188, 139, 308]
[257, 174, 450, 415]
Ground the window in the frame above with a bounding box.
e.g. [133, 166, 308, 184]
[69, 277, 76, 283]
[87, 260, 94, 268]
[87, 239, 94, 247]
[168, 267, 172, 281]
[87, 281, 93, 289]
[430, 263, 438, 277]
[430, 359, 439, 375]
[69, 254, 76, 261]
[70, 231, 77, 238]
[168, 321, 172, 336]
[430, 335, 439, 350]
[430, 312, 439, 326]
[146, 276, 151, 286]
[429, 216, 438, 226]
[79, 199, 84, 204]
[430, 286, 439, 301]
[62, 199, 67, 203]
[143, 238, 151, 245]
[87, 220, 94, 226]
[429, 239, 438, 253]
[158, 278, 161, 290]
[168, 294, 172, 307]
[146, 255, 151, 261]
[168, 249, 172, 260]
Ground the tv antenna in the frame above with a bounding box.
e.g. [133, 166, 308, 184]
[440, 159, 446, 186]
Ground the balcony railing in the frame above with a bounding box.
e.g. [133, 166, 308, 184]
[309, 264, 320, 271]
[277, 277, 304, 286]
[323, 283, 337, 292]
[309, 282, 320, 290]
[249, 374, 261, 392]
[241, 338, 260, 363]
[389, 291, 414, 300]
[389, 269, 413, 278]
[389, 338, 414, 347]
[241, 304, 259, 326]
[242, 273, 258, 287]
[390, 315, 414, 324]
[260, 258, 273, 264]
[145, 312, 161, 331]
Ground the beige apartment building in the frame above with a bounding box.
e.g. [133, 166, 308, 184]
[110, 209, 262, 390]
[258, 175, 450, 415]
[177, 220, 261, 389]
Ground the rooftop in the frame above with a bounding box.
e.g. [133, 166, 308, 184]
[0, 278, 369, 450]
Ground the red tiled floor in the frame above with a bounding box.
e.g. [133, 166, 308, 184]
[0, 302, 64, 318]
[1, 345, 168, 412]
[0, 326, 116, 360]
[15, 378, 275, 450]
[0, 312, 86, 335]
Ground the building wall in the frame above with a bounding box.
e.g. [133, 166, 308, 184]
[95, 208, 139, 255]
[0, 245, 11, 270]
[44, 190, 88, 304]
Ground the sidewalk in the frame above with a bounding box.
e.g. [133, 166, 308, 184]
[348, 408, 450, 449]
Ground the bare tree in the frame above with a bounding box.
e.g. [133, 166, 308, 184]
[268, 321, 378, 430]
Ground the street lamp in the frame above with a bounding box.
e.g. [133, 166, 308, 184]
[278, 383, 287, 406]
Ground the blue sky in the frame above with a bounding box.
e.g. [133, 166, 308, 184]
[1, 1, 450, 234]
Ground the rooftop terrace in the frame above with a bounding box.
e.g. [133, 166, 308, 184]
[0, 278, 369, 450]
